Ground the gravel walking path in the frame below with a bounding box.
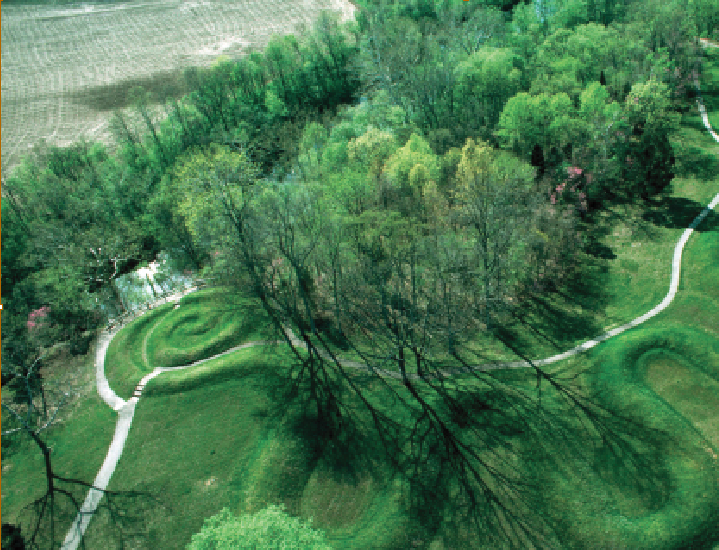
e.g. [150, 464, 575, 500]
[62, 73, 719, 549]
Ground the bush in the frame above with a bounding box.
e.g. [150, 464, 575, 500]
[187, 504, 332, 550]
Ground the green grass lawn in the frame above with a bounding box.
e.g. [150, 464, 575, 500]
[104, 287, 276, 399]
[95, 216, 719, 549]
[1, 373, 116, 549]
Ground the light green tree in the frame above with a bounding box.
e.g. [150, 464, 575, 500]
[188, 505, 332, 550]
[495, 92, 580, 161]
[573, 81, 625, 200]
[621, 78, 679, 199]
[348, 126, 398, 180]
[171, 144, 260, 268]
[454, 47, 523, 136]
[452, 139, 537, 327]
[380, 133, 441, 217]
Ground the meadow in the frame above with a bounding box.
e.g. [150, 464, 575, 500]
[85, 225, 719, 548]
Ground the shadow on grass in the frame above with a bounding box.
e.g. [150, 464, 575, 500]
[584, 237, 617, 259]
[17, 478, 164, 550]
[257, 364, 389, 486]
[499, 256, 612, 357]
[643, 196, 719, 232]
[673, 142, 719, 180]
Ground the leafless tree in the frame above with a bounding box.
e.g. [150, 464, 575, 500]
[2, 354, 158, 549]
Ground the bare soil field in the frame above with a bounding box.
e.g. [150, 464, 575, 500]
[1, 0, 357, 173]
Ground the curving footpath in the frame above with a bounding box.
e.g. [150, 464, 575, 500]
[62, 71, 719, 549]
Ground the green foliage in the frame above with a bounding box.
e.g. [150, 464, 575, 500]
[380, 133, 441, 216]
[298, 122, 330, 180]
[170, 144, 260, 253]
[455, 47, 523, 134]
[346, 90, 409, 133]
[621, 79, 679, 199]
[187, 504, 332, 549]
[529, 23, 654, 104]
[690, 0, 719, 39]
[323, 167, 375, 216]
[347, 127, 399, 179]
[496, 92, 579, 159]
[265, 89, 290, 119]
[452, 139, 540, 308]
[624, 79, 678, 131]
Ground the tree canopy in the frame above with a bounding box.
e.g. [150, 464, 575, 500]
[187, 505, 332, 550]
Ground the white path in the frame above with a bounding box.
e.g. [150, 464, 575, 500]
[63, 72, 719, 549]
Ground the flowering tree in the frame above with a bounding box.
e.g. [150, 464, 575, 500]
[27, 306, 51, 332]
[549, 166, 588, 214]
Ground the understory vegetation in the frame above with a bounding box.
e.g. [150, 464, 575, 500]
[2, 0, 719, 548]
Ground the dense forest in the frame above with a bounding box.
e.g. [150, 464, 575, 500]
[3, 0, 719, 546]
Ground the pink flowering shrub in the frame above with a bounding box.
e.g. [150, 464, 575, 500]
[27, 306, 51, 330]
[567, 166, 583, 178]
[549, 166, 588, 213]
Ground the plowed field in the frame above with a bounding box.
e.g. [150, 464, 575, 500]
[1, 0, 357, 172]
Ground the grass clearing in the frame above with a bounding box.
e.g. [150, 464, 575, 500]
[145, 287, 276, 369]
[96, 344, 412, 549]
[643, 350, 719, 451]
[99, 285, 719, 549]
[6, 254, 719, 549]
[1, 336, 116, 543]
[91, 347, 286, 549]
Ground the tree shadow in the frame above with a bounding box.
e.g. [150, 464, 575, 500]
[256, 360, 390, 488]
[584, 237, 617, 259]
[66, 70, 191, 112]
[499, 256, 612, 357]
[643, 196, 719, 232]
[673, 143, 719, 180]
[17, 478, 163, 550]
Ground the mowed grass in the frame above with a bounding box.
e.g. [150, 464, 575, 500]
[145, 287, 277, 369]
[643, 350, 719, 452]
[1, 389, 116, 548]
[537, 324, 719, 550]
[94, 213, 719, 548]
[94, 345, 413, 549]
[92, 294, 719, 549]
[104, 287, 276, 399]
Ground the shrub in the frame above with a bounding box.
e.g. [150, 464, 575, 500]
[187, 504, 332, 550]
